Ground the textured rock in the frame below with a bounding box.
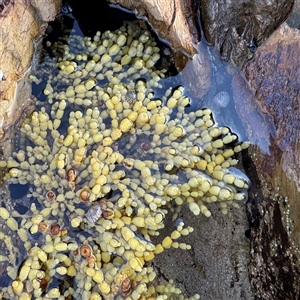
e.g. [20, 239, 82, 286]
[286, 0, 300, 29]
[244, 23, 300, 199]
[0, 0, 61, 138]
[245, 144, 300, 299]
[232, 23, 300, 299]
[153, 203, 253, 299]
[200, 0, 294, 65]
[30, 0, 61, 21]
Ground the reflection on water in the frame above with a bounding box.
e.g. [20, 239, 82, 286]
[185, 45, 249, 141]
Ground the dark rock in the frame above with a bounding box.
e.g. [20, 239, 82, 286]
[200, 0, 294, 65]
[244, 145, 300, 299]
[286, 0, 300, 29]
[232, 22, 300, 299]
[152, 203, 253, 299]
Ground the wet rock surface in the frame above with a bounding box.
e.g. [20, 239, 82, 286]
[232, 74, 276, 154]
[287, 0, 300, 29]
[200, 0, 294, 65]
[232, 22, 300, 299]
[244, 23, 300, 155]
[245, 147, 300, 299]
[153, 202, 253, 299]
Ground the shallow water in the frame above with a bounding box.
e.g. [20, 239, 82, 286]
[0, 3, 253, 299]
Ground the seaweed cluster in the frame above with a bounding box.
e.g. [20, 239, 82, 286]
[0, 22, 249, 299]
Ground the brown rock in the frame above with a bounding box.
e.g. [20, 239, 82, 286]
[200, 0, 294, 65]
[0, 0, 61, 138]
[244, 23, 300, 200]
[232, 22, 300, 298]
[30, 0, 62, 22]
